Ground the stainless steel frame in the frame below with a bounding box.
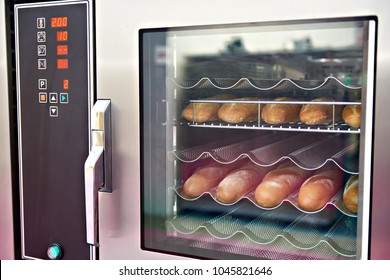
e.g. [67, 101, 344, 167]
[0, 0, 15, 260]
[1, 0, 390, 260]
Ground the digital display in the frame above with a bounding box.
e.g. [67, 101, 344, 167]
[57, 59, 68, 69]
[57, 45, 68, 55]
[63, 79, 69, 90]
[56, 31, 68, 41]
[51, 17, 68, 28]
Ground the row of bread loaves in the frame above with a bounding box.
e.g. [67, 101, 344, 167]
[255, 162, 358, 212]
[182, 95, 360, 128]
[182, 160, 358, 213]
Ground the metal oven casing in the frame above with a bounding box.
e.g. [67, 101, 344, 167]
[1, 0, 390, 260]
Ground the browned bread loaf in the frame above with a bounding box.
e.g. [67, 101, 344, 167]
[216, 164, 266, 204]
[254, 162, 314, 208]
[299, 97, 343, 125]
[343, 175, 358, 213]
[342, 102, 361, 128]
[218, 97, 260, 124]
[182, 163, 235, 198]
[182, 94, 235, 122]
[261, 97, 302, 125]
[298, 164, 344, 211]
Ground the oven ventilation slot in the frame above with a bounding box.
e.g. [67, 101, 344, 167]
[165, 204, 356, 259]
[169, 76, 361, 91]
[170, 133, 358, 174]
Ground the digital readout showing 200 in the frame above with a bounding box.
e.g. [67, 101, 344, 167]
[51, 16, 68, 69]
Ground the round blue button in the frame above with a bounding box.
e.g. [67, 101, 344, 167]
[47, 243, 63, 260]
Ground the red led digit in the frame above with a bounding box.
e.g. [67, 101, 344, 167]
[63, 79, 69, 90]
[57, 45, 68, 55]
[57, 59, 68, 69]
[62, 17, 68, 27]
[51, 17, 57, 27]
[56, 31, 68, 41]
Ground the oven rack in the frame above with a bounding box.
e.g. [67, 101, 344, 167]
[183, 120, 360, 134]
[170, 132, 359, 174]
[170, 185, 357, 217]
[164, 231, 354, 260]
[169, 76, 361, 91]
[165, 205, 356, 258]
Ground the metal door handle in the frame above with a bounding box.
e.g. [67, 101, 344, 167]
[85, 145, 104, 246]
[84, 100, 112, 247]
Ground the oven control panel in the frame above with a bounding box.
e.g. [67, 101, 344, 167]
[15, 0, 92, 260]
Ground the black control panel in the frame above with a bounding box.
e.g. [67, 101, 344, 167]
[15, 1, 92, 260]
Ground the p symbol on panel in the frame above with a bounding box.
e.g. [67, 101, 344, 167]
[39, 79, 47, 90]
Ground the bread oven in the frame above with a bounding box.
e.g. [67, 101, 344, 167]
[3, 0, 390, 261]
[140, 17, 374, 259]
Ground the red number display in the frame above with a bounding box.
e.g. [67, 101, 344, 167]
[57, 59, 68, 69]
[57, 45, 68, 55]
[56, 31, 68, 41]
[51, 17, 68, 28]
[63, 79, 69, 90]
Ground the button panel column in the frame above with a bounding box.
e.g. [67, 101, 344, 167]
[15, 0, 92, 260]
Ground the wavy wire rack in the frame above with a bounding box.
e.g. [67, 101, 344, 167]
[165, 203, 356, 259]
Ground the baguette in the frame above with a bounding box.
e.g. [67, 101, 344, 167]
[218, 97, 260, 124]
[216, 164, 266, 204]
[254, 162, 314, 208]
[299, 97, 343, 125]
[182, 94, 235, 122]
[342, 102, 361, 128]
[343, 175, 359, 213]
[261, 97, 302, 125]
[182, 163, 234, 198]
[298, 165, 344, 211]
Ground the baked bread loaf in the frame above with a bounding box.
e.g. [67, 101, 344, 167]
[182, 94, 235, 122]
[342, 101, 361, 128]
[261, 97, 302, 125]
[343, 175, 358, 213]
[182, 162, 235, 198]
[216, 163, 266, 204]
[254, 162, 314, 208]
[299, 97, 343, 125]
[218, 97, 260, 124]
[298, 164, 344, 211]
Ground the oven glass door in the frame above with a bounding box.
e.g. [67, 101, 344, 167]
[140, 17, 376, 259]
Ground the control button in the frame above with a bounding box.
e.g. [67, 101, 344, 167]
[49, 93, 58, 103]
[37, 45, 46, 56]
[39, 92, 47, 103]
[60, 93, 68, 104]
[38, 79, 47, 90]
[49, 106, 58, 117]
[47, 243, 63, 260]
[37, 18, 45, 29]
[37, 31, 46, 42]
[38, 59, 46, 70]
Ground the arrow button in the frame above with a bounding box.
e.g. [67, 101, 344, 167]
[49, 106, 58, 117]
[60, 93, 68, 104]
[49, 92, 58, 103]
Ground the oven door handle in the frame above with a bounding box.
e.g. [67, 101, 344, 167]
[85, 145, 104, 246]
[84, 100, 112, 247]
